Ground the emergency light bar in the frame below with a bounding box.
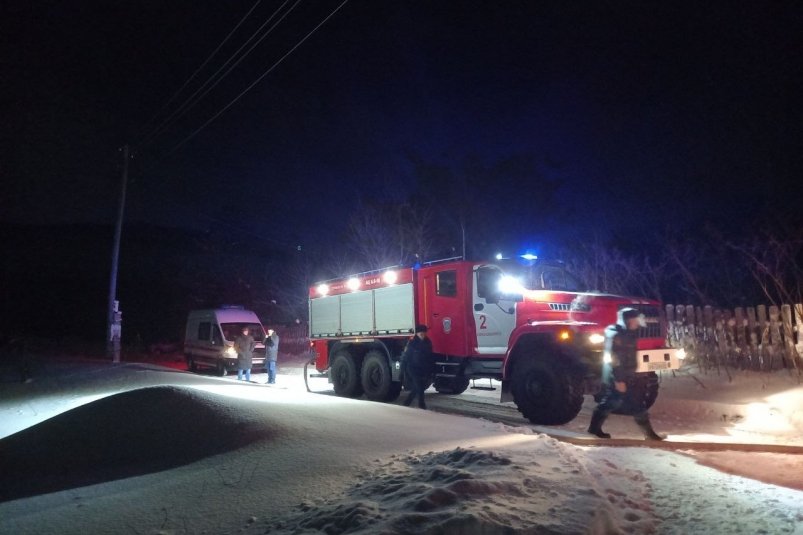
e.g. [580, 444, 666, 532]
[310, 268, 413, 298]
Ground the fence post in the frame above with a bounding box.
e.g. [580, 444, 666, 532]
[735, 307, 746, 368]
[781, 305, 799, 373]
[769, 306, 783, 371]
[685, 304, 696, 359]
[757, 305, 769, 371]
[746, 307, 758, 370]
[796, 304, 803, 359]
[703, 306, 714, 372]
[666, 304, 676, 347]
[715, 309, 730, 377]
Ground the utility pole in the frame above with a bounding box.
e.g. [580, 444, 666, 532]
[107, 144, 129, 363]
[460, 220, 466, 260]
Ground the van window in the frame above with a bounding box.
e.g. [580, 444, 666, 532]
[212, 325, 223, 345]
[197, 322, 211, 341]
[436, 270, 457, 297]
[221, 323, 265, 342]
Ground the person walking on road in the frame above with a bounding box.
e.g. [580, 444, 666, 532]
[402, 324, 434, 410]
[588, 308, 664, 440]
[235, 326, 255, 381]
[264, 328, 279, 384]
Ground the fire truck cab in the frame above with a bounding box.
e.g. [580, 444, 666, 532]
[309, 259, 682, 425]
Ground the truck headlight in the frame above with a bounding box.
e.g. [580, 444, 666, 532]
[498, 275, 525, 295]
[226, 346, 237, 357]
[677, 348, 687, 360]
[588, 333, 605, 345]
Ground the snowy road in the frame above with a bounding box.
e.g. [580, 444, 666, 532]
[303, 367, 803, 453]
[1, 358, 802, 534]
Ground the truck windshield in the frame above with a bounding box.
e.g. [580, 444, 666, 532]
[537, 267, 584, 292]
[220, 323, 265, 342]
[503, 264, 586, 292]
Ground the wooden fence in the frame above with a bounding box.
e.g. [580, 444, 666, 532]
[665, 304, 803, 375]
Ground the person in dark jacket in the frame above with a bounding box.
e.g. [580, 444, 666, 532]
[235, 326, 255, 381]
[588, 308, 664, 440]
[264, 328, 279, 384]
[402, 324, 434, 409]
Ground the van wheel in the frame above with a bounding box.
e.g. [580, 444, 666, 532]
[511, 358, 584, 425]
[216, 360, 227, 377]
[187, 356, 198, 373]
[331, 351, 363, 398]
[361, 351, 399, 402]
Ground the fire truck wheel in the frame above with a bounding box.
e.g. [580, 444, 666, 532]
[511, 358, 584, 425]
[434, 376, 471, 395]
[361, 351, 399, 402]
[331, 351, 364, 398]
[612, 372, 660, 414]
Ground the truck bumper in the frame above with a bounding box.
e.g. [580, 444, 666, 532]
[634, 347, 684, 373]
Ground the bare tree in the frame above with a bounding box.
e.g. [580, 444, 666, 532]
[562, 237, 666, 301]
[730, 228, 803, 308]
[345, 199, 436, 270]
[665, 239, 712, 305]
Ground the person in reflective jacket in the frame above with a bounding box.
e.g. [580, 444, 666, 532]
[401, 324, 434, 410]
[588, 308, 664, 440]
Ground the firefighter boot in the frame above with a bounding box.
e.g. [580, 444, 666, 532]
[635, 414, 664, 441]
[587, 409, 611, 439]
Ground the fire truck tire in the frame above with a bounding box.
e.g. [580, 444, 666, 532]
[331, 351, 364, 398]
[434, 376, 471, 395]
[511, 358, 584, 425]
[361, 351, 399, 402]
[612, 372, 660, 414]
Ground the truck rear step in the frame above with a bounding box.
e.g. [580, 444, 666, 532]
[470, 378, 497, 391]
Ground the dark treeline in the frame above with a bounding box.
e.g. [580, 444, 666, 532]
[2, 212, 800, 350]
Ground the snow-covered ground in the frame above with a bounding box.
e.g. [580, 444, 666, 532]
[1, 357, 802, 534]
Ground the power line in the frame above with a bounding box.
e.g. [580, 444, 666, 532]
[169, 0, 349, 154]
[134, 0, 263, 147]
[136, 0, 297, 152]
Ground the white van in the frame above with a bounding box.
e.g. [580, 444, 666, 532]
[184, 307, 266, 376]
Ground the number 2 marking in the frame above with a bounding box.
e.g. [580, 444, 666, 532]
[479, 314, 487, 329]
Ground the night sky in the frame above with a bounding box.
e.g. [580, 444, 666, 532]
[3, 1, 802, 253]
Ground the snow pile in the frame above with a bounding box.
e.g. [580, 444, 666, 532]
[266, 443, 654, 534]
[0, 385, 278, 502]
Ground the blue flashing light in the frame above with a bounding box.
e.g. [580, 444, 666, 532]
[520, 253, 538, 261]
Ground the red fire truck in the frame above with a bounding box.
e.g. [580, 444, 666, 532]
[308, 258, 683, 425]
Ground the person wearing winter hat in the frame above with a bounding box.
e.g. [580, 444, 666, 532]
[588, 308, 664, 440]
